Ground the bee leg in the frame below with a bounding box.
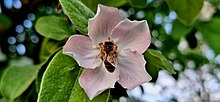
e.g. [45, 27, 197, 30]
[99, 42, 104, 50]
[99, 42, 103, 47]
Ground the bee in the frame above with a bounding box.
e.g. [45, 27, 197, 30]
[95, 37, 118, 73]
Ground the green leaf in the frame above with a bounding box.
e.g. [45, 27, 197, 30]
[35, 16, 75, 41]
[171, 20, 193, 40]
[0, 65, 40, 100]
[69, 69, 110, 102]
[145, 62, 159, 82]
[9, 57, 33, 67]
[145, 49, 176, 74]
[0, 67, 7, 97]
[0, 14, 12, 32]
[0, 98, 9, 102]
[197, 18, 220, 54]
[38, 51, 80, 102]
[81, 0, 99, 12]
[209, 0, 220, 5]
[166, 0, 204, 26]
[100, 0, 127, 7]
[38, 50, 110, 102]
[36, 49, 61, 93]
[126, 0, 147, 8]
[59, 0, 94, 34]
[81, 0, 127, 12]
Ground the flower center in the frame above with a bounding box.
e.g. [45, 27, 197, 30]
[97, 37, 118, 73]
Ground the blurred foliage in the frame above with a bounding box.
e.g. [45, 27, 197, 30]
[1, 0, 220, 101]
[166, 0, 204, 25]
[197, 18, 220, 53]
[0, 14, 12, 33]
[0, 64, 40, 100]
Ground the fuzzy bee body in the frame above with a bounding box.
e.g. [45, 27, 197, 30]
[104, 60, 115, 72]
[95, 37, 118, 73]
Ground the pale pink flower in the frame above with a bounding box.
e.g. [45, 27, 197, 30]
[63, 4, 152, 100]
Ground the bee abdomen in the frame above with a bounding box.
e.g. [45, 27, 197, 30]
[104, 60, 115, 73]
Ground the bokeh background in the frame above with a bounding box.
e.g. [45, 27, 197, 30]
[1, 0, 220, 102]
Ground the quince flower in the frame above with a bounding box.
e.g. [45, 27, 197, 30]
[63, 4, 152, 100]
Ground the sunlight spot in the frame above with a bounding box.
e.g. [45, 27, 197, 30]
[169, 11, 177, 20]
[135, 11, 145, 19]
[164, 16, 172, 23]
[200, 44, 215, 60]
[119, 96, 127, 102]
[4, 0, 13, 9]
[143, 83, 162, 94]
[178, 40, 188, 51]
[164, 23, 172, 34]
[154, 40, 162, 48]
[8, 36, 16, 44]
[31, 35, 39, 43]
[215, 54, 220, 64]
[157, 71, 176, 86]
[152, 30, 159, 38]
[16, 33, 25, 42]
[119, 9, 129, 18]
[147, 0, 153, 3]
[173, 61, 183, 71]
[0, 5, 2, 13]
[186, 60, 196, 69]
[28, 13, 36, 21]
[46, 6, 53, 14]
[16, 44, 26, 55]
[13, 0, 22, 9]
[9, 44, 16, 52]
[16, 24, 24, 33]
[127, 86, 142, 100]
[128, 8, 135, 15]
[154, 13, 162, 24]
[206, 49, 215, 60]
[168, 52, 176, 60]
[23, 19, 32, 28]
[158, 35, 165, 41]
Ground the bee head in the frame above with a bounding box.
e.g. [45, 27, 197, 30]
[104, 41, 114, 51]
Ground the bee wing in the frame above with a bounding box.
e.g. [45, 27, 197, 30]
[107, 55, 118, 67]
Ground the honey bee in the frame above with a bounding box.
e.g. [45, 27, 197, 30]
[95, 37, 118, 73]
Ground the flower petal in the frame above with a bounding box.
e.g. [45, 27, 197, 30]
[117, 49, 152, 89]
[88, 4, 123, 46]
[63, 35, 100, 69]
[79, 63, 119, 100]
[110, 19, 151, 53]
